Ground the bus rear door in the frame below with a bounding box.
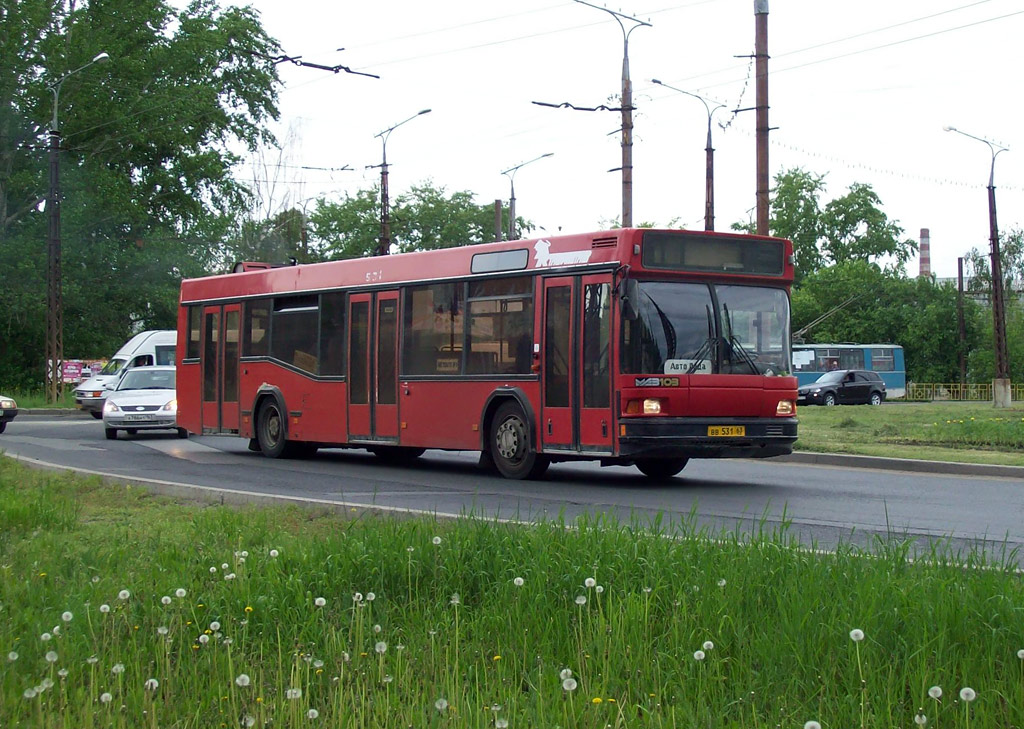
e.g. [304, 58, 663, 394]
[347, 291, 400, 442]
[200, 303, 241, 433]
[541, 274, 614, 454]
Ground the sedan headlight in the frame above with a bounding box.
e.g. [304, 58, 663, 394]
[0, 398, 15, 409]
[103, 401, 121, 413]
[160, 399, 178, 413]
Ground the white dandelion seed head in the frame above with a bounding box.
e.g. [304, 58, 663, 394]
[224, 573, 236, 581]
[198, 634, 210, 645]
[929, 686, 943, 700]
[41, 677, 54, 689]
[235, 673, 251, 687]
[241, 550, 248, 558]
[560, 668, 573, 680]
[513, 577, 524, 587]
[450, 593, 461, 605]
[584, 577, 596, 588]
[406, 546, 414, 552]
[562, 677, 578, 692]
[643, 586, 652, 593]
[915, 713, 928, 726]
[161, 596, 171, 605]
[575, 595, 587, 606]
[366, 592, 375, 601]
[52, 625, 60, 635]
[375, 641, 387, 654]
[314, 597, 326, 607]
[435, 698, 449, 711]
[693, 650, 706, 661]
[432, 536, 442, 545]
[373, 624, 382, 633]
[157, 626, 168, 635]
[206, 621, 219, 631]
[849, 628, 865, 642]
[91, 575, 100, 583]
[307, 708, 319, 719]
[221, 563, 229, 571]
[99, 692, 112, 704]
[703, 641, 714, 651]
[112, 663, 125, 674]
[341, 652, 351, 662]
[959, 687, 976, 702]
[118, 590, 130, 600]
[7, 651, 18, 662]
[803, 722, 821, 729]
[223, 637, 233, 645]
[24, 688, 38, 699]
[87, 656, 99, 665]
[269, 549, 279, 558]
[718, 578, 727, 587]
[313, 659, 324, 668]
[496, 719, 509, 729]
[61, 611, 73, 622]
[145, 678, 159, 691]
[243, 716, 256, 727]
[57, 668, 68, 678]
[1017, 649, 1024, 660]
[353, 592, 363, 603]
[383, 674, 393, 683]
[595, 585, 604, 593]
[45, 651, 58, 663]
[175, 588, 186, 598]
[40, 632, 52, 642]
[286, 688, 302, 700]
[209, 566, 217, 574]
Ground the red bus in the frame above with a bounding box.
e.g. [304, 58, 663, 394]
[176, 228, 797, 479]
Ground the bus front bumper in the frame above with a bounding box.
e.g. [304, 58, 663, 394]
[618, 417, 798, 459]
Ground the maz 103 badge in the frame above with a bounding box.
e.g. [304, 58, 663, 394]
[664, 359, 712, 375]
[634, 376, 681, 387]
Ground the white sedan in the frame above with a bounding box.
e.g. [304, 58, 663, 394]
[0, 394, 18, 434]
[102, 366, 187, 440]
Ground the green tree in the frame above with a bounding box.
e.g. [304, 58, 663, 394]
[962, 229, 1024, 382]
[0, 0, 282, 387]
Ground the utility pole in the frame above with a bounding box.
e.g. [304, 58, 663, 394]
[957, 257, 967, 387]
[574, 0, 650, 228]
[754, 0, 770, 236]
[501, 153, 553, 240]
[370, 109, 431, 257]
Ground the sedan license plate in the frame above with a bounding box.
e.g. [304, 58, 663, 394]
[124, 414, 154, 422]
[708, 425, 745, 437]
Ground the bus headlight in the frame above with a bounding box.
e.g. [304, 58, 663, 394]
[625, 398, 665, 415]
[776, 400, 795, 416]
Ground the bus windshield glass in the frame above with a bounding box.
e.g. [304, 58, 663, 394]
[621, 282, 790, 376]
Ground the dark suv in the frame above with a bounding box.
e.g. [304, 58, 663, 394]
[797, 369, 886, 406]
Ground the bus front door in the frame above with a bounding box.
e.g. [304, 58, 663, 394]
[541, 275, 614, 454]
[347, 291, 400, 442]
[200, 304, 241, 433]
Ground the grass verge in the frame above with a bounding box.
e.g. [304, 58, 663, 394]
[2, 457, 1023, 728]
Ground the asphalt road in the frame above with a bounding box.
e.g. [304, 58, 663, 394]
[3, 412, 1023, 564]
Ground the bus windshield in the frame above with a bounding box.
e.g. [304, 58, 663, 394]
[621, 282, 790, 376]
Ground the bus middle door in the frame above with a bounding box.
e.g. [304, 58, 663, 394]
[347, 291, 400, 443]
[200, 303, 241, 433]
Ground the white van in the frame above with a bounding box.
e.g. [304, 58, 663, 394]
[74, 330, 177, 418]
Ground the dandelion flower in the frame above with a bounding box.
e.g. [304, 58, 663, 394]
[161, 596, 171, 605]
[157, 626, 168, 636]
[270, 549, 279, 558]
[718, 578, 727, 587]
[100, 692, 113, 704]
[849, 628, 865, 642]
[40, 632, 52, 642]
[366, 592, 376, 601]
[118, 590, 130, 600]
[24, 688, 38, 699]
[595, 585, 604, 593]
[199, 634, 210, 645]
[45, 651, 58, 663]
[373, 624, 382, 634]
[175, 588, 186, 597]
[435, 698, 449, 711]
[57, 668, 68, 678]
[693, 650, 706, 661]
[210, 621, 221, 631]
[221, 563, 229, 570]
[496, 719, 509, 728]
[929, 686, 943, 700]
[315, 597, 326, 607]
[703, 641, 714, 651]
[562, 677, 578, 692]
[353, 592, 363, 603]
[8, 651, 18, 662]
[243, 716, 255, 727]
[224, 573, 236, 580]
[210, 566, 217, 574]
[575, 595, 587, 606]
[450, 593, 461, 605]
[584, 577, 596, 588]
[61, 611, 73, 622]
[286, 688, 302, 700]
[915, 713, 928, 725]
[560, 668, 573, 680]
[375, 641, 387, 654]
[87, 656, 99, 665]
[383, 674, 394, 683]
[235, 673, 251, 687]
[803, 722, 821, 729]
[112, 663, 125, 674]
[432, 536, 442, 545]
[592, 697, 603, 704]
[959, 687, 976, 702]
[41, 677, 54, 690]
[145, 678, 159, 691]
[513, 577, 524, 587]
[1017, 649, 1024, 660]
[52, 625, 60, 635]
[307, 709, 319, 719]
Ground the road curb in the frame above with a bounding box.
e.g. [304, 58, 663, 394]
[778, 452, 1024, 479]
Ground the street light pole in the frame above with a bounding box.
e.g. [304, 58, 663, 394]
[652, 79, 726, 231]
[501, 153, 553, 240]
[371, 109, 431, 257]
[944, 125, 1011, 407]
[575, 0, 649, 228]
[46, 51, 110, 403]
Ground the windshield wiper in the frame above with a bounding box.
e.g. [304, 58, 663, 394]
[686, 305, 716, 374]
[722, 304, 760, 375]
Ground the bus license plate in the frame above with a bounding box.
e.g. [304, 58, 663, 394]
[708, 425, 745, 437]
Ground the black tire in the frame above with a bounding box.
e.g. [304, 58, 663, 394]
[869, 391, 883, 406]
[104, 427, 117, 440]
[0, 421, 6, 434]
[176, 428, 189, 439]
[369, 446, 425, 462]
[89, 411, 103, 420]
[823, 392, 837, 406]
[490, 401, 549, 480]
[635, 458, 689, 480]
[256, 398, 287, 458]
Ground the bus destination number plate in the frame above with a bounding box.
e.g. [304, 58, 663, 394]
[708, 425, 745, 437]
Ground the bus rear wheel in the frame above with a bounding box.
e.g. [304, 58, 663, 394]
[490, 402, 549, 480]
[635, 458, 688, 480]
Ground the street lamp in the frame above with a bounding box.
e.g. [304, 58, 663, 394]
[46, 51, 110, 403]
[575, 0, 650, 228]
[943, 124, 1011, 407]
[652, 79, 726, 231]
[370, 109, 431, 257]
[501, 153, 553, 240]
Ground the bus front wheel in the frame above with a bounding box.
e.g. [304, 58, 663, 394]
[256, 398, 288, 458]
[490, 402, 549, 480]
[635, 458, 688, 480]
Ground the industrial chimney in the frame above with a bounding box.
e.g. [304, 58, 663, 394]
[919, 228, 931, 278]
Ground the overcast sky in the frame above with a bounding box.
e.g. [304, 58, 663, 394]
[236, 0, 1023, 279]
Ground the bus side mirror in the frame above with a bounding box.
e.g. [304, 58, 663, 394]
[619, 278, 639, 321]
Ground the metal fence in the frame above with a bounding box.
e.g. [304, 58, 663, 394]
[905, 383, 1024, 402]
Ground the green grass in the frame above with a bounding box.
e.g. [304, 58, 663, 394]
[4, 390, 77, 410]
[795, 402, 1024, 466]
[2, 457, 1023, 728]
